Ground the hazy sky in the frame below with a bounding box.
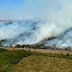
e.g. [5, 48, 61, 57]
[0, 0, 24, 20]
[24, 0, 61, 18]
[0, 0, 61, 19]
[0, 0, 72, 20]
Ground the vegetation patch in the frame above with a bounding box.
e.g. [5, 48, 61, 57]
[0, 48, 7, 53]
[0, 48, 72, 72]
[10, 55, 72, 72]
[0, 48, 32, 72]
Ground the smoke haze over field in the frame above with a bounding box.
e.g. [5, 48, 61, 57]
[0, 0, 72, 48]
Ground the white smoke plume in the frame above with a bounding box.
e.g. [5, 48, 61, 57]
[0, 0, 72, 48]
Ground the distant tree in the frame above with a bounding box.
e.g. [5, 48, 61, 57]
[15, 44, 21, 48]
[0, 39, 6, 47]
[65, 47, 71, 51]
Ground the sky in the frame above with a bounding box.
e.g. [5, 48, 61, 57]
[0, 0, 24, 20]
[0, 0, 72, 20]
[0, 0, 61, 20]
[24, 0, 61, 19]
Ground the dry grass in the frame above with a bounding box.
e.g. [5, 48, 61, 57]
[10, 55, 72, 72]
[4, 48, 72, 54]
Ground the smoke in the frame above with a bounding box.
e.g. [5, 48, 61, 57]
[0, 0, 72, 48]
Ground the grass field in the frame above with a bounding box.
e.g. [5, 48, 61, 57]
[0, 48, 72, 72]
[0, 48, 32, 72]
[10, 55, 72, 72]
[5, 48, 72, 54]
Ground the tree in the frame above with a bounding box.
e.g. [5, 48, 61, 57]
[0, 39, 6, 47]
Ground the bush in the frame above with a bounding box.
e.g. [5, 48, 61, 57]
[3, 50, 32, 64]
[0, 49, 32, 72]
[32, 51, 72, 59]
[0, 48, 7, 53]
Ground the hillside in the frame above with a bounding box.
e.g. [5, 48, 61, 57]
[0, 48, 72, 72]
[0, 48, 32, 72]
[10, 55, 72, 72]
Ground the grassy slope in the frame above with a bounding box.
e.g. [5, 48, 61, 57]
[0, 48, 32, 72]
[0, 48, 72, 72]
[10, 55, 72, 72]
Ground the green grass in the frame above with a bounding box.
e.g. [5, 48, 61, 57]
[0, 48, 32, 72]
[0, 48, 72, 72]
[0, 48, 7, 53]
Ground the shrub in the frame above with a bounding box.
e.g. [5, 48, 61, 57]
[0, 49, 32, 72]
[0, 48, 7, 53]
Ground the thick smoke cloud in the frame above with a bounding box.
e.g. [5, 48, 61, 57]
[0, 0, 72, 48]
